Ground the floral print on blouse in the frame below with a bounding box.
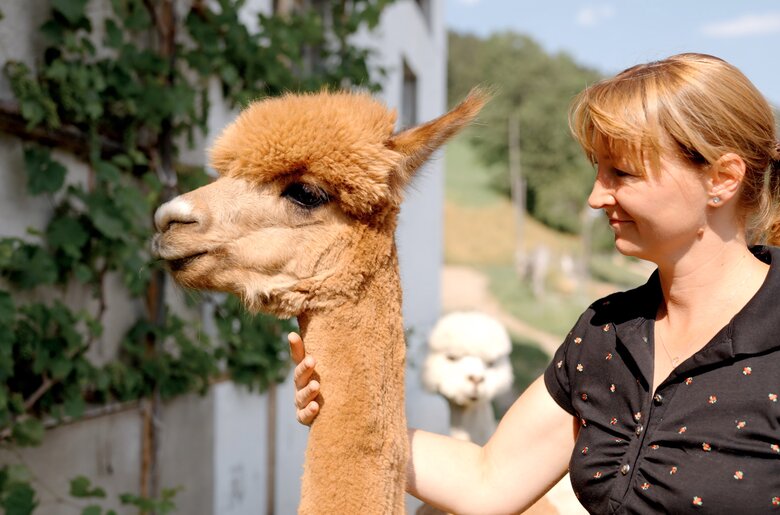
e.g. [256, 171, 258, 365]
[545, 246, 780, 514]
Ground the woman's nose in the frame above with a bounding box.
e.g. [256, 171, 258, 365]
[587, 173, 616, 210]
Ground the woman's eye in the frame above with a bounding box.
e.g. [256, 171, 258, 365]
[613, 168, 631, 178]
[282, 183, 329, 208]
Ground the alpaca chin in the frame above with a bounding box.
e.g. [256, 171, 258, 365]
[242, 289, 309, 319]
[240, 279, 347, 319]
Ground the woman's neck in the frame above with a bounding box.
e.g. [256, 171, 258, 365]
[650, 241, 769, 394]
[655, 240, 767, 323]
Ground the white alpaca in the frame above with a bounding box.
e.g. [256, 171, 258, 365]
[422, 312, 514, 445]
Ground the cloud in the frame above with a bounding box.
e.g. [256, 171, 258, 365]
[458, 0, 482, 5]
[576, 5, 615, 27]
[701, 13, 780, 38]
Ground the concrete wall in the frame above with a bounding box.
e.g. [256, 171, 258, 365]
[0, 1, 449, 513]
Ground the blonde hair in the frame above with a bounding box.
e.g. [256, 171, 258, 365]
[569, 53, 780, 245]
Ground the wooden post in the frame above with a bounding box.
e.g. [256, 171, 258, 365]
[508, 113, 526, 277]
[140, 2, 179, 512]
[266, 381, 277, 515]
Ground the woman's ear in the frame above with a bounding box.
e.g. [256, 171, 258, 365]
[708, 152, 746, 204]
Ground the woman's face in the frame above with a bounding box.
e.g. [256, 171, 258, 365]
[588, 147, 710, 263]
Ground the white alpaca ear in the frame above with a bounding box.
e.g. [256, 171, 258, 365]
[385, 88, 489, 199]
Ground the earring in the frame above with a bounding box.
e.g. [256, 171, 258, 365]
[712, 196, 721, 204]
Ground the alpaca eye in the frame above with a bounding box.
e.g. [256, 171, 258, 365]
[446, 354, 458, 361]
[486, 360, 496, 368]
[283, 183, 329, 208]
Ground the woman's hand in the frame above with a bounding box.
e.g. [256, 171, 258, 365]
[288, 332, 321, 426]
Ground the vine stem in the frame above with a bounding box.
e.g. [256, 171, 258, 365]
[0, 99, 135, 159]
[23, 374, 55, 412]
[0, 374, 58, 441]
[138, 2, 178, 511]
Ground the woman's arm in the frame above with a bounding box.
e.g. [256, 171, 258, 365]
[408, 375, 578, 513]
[289, 332, 578, 513]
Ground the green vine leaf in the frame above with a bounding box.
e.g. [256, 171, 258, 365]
[85, 197, 124, 237]
[52, 0, 90, 25]
[46, 216, 89, 260]
[0, 290, 13, 326]
[1, 241, 58, 290]
[8, 393, 24, 415]
[95, 160, 121, 185]
[70, 476, 107, 499]
[63, 393, 86, 419]
[81, 505, 103, 515]
[10, 419, 44, 447]
[104, 19, 123, 48]
[0, 481, 37, 515]
[23, 147, 67, 196]
[4, 62, 61, 128]
[119, 486, 179, 514]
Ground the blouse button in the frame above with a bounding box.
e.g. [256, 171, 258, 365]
[635, 424, 644, 436]
[620, 463, 631, 475]
[653, 394, 663, 405]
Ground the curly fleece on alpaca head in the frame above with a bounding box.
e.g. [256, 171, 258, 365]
[208, 91, 404, 217]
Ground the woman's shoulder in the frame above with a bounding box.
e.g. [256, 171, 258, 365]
[574, 270, 661, 333]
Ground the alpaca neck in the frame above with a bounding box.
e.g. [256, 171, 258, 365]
[448, 399, 496, 446]
[296, 245, 408, 515]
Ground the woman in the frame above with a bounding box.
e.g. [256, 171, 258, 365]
[290, 53, 780, 513]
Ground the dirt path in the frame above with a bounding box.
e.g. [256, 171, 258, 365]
[441, 265, 563, 355]
[441, 264, 588, 515]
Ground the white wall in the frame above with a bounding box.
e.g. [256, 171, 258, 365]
[0, 1, 450, 513]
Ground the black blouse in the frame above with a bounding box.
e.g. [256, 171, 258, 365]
[545, 246, 780, 514]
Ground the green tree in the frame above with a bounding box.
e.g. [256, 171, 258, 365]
[448, 31, 602, 233]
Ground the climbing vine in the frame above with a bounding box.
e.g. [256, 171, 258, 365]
[0, 0, 392, 512]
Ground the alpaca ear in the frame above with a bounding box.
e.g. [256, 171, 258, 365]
[385, 87, 489, 198]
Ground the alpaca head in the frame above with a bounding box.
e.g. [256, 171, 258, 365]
[152, 90, 487, 317]
[423, 312, 514, 406]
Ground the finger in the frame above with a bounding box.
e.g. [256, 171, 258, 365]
[297, 400, 320, 426]
[295, 380, 320, 409]
[288, 332, 305, 364]
[293, 356, 316, 390]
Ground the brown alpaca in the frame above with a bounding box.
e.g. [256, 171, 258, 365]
[151, 89, 486, 514]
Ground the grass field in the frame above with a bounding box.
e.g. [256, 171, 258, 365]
[484, 264, 591, 338]
[444, 129, 506, 208]
[444, 134, 581, 266]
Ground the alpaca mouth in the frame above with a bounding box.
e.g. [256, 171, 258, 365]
[168, 251, 207, 272]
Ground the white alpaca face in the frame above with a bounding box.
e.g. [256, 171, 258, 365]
[422, 313, 514, 407]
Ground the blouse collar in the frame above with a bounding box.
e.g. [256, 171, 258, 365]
[606, 246, 780, 386]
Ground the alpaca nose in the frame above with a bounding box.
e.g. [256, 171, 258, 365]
[467, 375, 484, 385]
[154, 196, 201, 233]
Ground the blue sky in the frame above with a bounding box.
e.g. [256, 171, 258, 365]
[446, 0, 780, 107]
